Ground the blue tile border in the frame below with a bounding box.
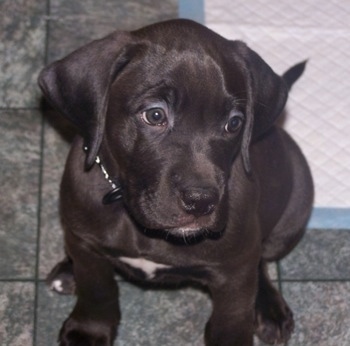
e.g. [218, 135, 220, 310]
[178, 0, 205, 23]
[308, 207, 350, 229]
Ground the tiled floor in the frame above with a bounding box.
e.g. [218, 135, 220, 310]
[1, 1, 349, 345]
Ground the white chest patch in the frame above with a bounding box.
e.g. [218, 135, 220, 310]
[118, 256, 171, 279]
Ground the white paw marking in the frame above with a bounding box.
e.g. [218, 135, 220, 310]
[119, 257, 171, 279]
[51, 279, 63, 292]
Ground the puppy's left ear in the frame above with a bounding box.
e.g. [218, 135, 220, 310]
[233, 42, 289, 173]
[38, 31, 134, 170]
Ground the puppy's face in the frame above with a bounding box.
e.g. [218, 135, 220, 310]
[38, 20, 289, 240]
[105, 48, 246, 237]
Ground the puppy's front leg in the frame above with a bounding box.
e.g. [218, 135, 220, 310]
[59, 234, 120, 346]
[205, 269, 258, 346]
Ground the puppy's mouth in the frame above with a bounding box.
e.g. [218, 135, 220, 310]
[158, 213, 207, 232]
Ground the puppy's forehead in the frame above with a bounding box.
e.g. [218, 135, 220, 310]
[118, 48, 236, 118]
[129, 21, 246, 93]
[131, 19, 226, 52]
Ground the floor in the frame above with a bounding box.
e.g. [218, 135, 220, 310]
[1, 1, 350, 345]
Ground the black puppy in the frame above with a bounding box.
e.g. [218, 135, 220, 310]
[39, 19, 313, 346]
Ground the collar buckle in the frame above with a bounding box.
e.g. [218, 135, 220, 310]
[84, 146, 123, 204]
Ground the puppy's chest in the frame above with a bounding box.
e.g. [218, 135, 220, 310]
[118, 256, 172, 280]
[115, 255, 208, 283]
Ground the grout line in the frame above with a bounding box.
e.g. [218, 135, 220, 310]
[32, 100, 45, 346]
[0, 107, 41, 111]
[0, 278, 46, 283]
[33, 1, 51, 345]
[279, 278, 350, 283]
[277, 263, 350, 284]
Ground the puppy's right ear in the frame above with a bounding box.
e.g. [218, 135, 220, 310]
[38, 31, 134, 170]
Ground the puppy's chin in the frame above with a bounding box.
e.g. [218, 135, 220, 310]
[133, 217, 224, 244]
[163, 222, 225, 243]
[164, 220, 208, 234]
[161, 227, 224, 246]
[165, 225, 206, 238]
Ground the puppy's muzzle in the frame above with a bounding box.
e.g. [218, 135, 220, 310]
[180, 187, 219, 217]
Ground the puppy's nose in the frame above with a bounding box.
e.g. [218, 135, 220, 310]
[181, 187, 219, 217]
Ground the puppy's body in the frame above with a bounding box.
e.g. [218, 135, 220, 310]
[39, 19, 313, 346]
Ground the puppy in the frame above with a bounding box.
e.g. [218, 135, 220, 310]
[39, 19, 313, 346]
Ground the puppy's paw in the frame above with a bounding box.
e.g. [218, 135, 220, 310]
[59, 317, 116, 346]
[254, 293, 294, 344]
[46, 259, 75, 295]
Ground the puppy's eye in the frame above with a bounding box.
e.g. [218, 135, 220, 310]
[141, 108, 167, 126]
[225, 112, 244, 133]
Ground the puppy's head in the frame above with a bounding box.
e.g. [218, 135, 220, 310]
[39, 19, 290, 240]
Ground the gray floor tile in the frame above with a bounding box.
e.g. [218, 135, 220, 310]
[0, 0, 46, 107]
[47, 0, 177, 63]
[0, 282, 35, 346]
[282, 281, 350, 346]
[39, 122, 70, 278]
[280, 229, 350, 280]
[47, 18, 120, 63]
[117, 282, 210, 346]
[50, 0, 177, 22]
[0, 110, 41, 279]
